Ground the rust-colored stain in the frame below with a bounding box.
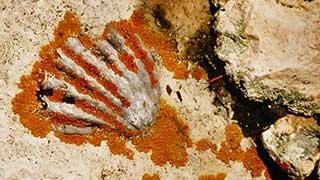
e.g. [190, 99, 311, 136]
[198, 173, 227, 180]
[142, 173, 160, 180]
[196, 124, 271, 179]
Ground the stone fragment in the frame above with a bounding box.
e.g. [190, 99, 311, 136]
[213, 0, 320, 115]
[261, 115, 320, 178]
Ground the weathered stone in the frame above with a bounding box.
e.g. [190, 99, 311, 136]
[261, 115, 320, 178]
[213, 0, 320, 116]
[139, 0, 212, 53]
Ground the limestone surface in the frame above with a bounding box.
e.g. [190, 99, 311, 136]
[213, 0, 320, 116]
[0, 1, 269, 179]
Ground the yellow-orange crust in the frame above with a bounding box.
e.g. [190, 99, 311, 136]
[198, 173, 227, 180]
[142, 173, 160, 180]
[132, 99, 193, 167]
[196, 124, 271, 179]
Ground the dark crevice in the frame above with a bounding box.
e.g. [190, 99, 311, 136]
[305, 162, 319, 180]
[255, 137, 290, 180]
[185, 1, 296, 179]
[187, 0, 287, 137]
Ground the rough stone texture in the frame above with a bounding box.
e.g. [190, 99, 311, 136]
[213, 0, 320, 116]
[261, 115, 320, 178]
[139, 0, 212, 54]
[0, 1, 268, 179]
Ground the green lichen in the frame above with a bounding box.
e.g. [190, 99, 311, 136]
[242, 76, 320, 116]
[215, 32, 248, 60]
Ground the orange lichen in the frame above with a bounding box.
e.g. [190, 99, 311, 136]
[11, 72, 51, 138]
[198, 173, 227, 180]
[132, 99, 192, 167]
[106, 132, 134, 160]
[85, 129, 105, 146]
[109, 10, 190, 79]
[142, 173, 160, 180]
[118, 52, 138, 73]
[107, 62, 123, 76]
[106, 20, 158, 87]
[196, 124, 271, 179]
[50, 113, 89, 128]
[195, 139, 217, 153]
[54, 132, 87, 146]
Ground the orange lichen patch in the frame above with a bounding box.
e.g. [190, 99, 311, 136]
[142, 173, 160, 180]
[243, 147, 271, 178]
[50, 113, 89, 128]
[195, 139, 217, 153]
[198, 173, 227, 180]
[106, 132, 134, 160]
[132, 99, 192, 167]
[77, 33, 99, 56]
[107, 62, 123, 76]
[54, 132, 87, 146]
[107, 20, 158, 87]
[40, 11, 81, 60]
[47, 90, 65, 102]
[12, 75, 51, 137]
[118, 52, 138, 73]
[87, 128, 105, 146]
[196, 124, 271, 179]
[109, 10, 190, 79]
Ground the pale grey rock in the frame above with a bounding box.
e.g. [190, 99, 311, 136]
[261, 115, 320, 178]
[213, 0, 320, 116]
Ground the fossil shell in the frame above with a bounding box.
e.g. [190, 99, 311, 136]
[14, 12, 161, 136]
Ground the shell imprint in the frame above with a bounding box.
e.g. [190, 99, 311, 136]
[13, 12, 161, 137]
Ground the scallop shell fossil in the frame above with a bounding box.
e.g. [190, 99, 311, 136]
[12, 11, 161, 138]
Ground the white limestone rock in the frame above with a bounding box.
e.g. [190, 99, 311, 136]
[261, 115, 320, 178]
[213, 0, 320, 116]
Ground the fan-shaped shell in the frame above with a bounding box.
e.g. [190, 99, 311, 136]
[13, 12, 161, 136]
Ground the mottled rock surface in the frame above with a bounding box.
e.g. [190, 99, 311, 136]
[261, 115, 320, 178]
[0, 1, 270, 179]
[139, 0, 212, 53]
[213, 0, 320, 115]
